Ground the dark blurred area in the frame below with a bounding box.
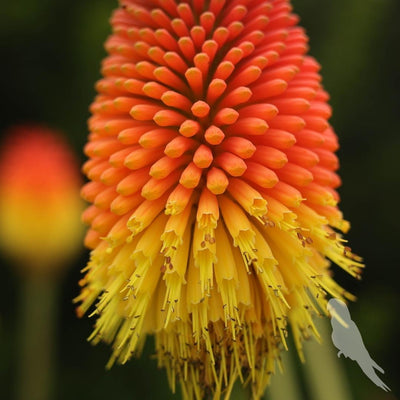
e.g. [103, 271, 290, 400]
[0, 0, 399, 399]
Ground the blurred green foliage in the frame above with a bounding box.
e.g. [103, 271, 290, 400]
[1, 1, 399, 399]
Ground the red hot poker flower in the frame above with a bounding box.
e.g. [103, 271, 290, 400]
[76, 1, 363, 399]
[0, 125, 83, 274]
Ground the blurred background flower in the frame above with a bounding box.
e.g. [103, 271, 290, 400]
[0, 1, 399, 400]
[0, 125, 84, 400]
[0, 125, 83, 273]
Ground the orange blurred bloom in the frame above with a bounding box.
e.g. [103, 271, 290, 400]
[0, 125, 83, 275]
[76, 1, 363, 399]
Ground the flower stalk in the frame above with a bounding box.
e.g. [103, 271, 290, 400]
[303, 318, 353, 400]
[17, 274, 58, 400]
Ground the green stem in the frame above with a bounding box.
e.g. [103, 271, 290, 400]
[229, 382, 251, 400]
[267, 351, 304, 400]
[17, 274, 58, 400]
[302, 318, 353, 400]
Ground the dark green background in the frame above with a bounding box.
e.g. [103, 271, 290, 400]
[0, 0, 399, 399]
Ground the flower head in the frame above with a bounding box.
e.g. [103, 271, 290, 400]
[76, 1, 363, 398]
[0, 125, 83, 275]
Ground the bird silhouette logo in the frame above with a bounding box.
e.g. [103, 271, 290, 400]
[327, 298, 390, 392]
